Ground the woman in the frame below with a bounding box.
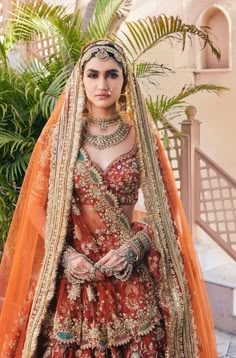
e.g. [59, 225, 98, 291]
[0, 40, 217, 357]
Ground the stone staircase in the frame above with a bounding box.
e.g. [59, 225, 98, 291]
[195, 231, 236, 335]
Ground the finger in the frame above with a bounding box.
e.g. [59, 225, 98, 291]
[96, 250, 115, 265]
[95, 270, 105, 280]
[74, 260, 94, 272]
[102, 255, 126, 268]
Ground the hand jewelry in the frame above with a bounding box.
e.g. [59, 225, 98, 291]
[62, 245, 96, 284]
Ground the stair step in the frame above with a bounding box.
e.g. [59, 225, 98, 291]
[195, 234, 236, 335]
[204, 263, 236, 289]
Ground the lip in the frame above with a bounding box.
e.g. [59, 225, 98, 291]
[95, 94, 110, 99]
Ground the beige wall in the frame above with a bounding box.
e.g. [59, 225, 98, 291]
[120, 0, 236, 179]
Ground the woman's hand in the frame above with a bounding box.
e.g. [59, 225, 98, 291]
[70, 252, 104, 281]
[63, 247, 104, 283]
[95, 248, 133, 276]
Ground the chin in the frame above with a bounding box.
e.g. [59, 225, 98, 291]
[93, 101, 116, 110]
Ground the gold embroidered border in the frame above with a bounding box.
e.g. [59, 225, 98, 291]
[127, 68, 199, 357]
[22, 62, 85, 357]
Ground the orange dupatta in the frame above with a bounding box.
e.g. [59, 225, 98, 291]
[0, 92, 65, 356]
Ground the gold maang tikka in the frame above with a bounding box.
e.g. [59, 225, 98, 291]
[80, 41, 127, 75]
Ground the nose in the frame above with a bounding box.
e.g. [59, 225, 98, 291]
[97, 76, 108, 90]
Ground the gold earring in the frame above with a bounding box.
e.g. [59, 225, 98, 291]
[119, 87, 127, 114]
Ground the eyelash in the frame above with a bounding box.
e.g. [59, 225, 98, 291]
[87, 73, 118, 79]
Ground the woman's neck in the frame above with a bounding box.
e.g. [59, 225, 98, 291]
[88, 105, 118, 119]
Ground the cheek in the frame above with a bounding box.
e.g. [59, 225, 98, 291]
[112, 79, 123, 95]
[83, 79, 94, 97]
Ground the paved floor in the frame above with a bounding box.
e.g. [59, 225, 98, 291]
[216, 330, 236, 357]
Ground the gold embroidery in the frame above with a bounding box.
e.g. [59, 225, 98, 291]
[50, 264, 163, 349]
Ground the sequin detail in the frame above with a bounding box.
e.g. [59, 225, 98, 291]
[79, 146, 139, 205]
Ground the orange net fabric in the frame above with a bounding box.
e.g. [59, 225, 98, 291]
[153, 124, 217, 357]
[0, 93, 65, 355]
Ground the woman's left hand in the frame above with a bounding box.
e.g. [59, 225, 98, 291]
[95, 249, 127, 276]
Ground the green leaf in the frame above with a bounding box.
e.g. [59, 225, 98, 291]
[146, 84, 228, 122]
[85, 0, 124, 39]
[133, 62, 172, 78]
[115, 15, 221, 63]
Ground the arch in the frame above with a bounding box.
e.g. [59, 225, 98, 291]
[196, 5, 231, 70]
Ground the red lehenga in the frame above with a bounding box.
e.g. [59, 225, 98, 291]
[35, 146, 166, 357]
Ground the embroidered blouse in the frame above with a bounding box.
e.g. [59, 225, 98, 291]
[78, 146, 139, 206]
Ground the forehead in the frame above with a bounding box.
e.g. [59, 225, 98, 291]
[83, 56, 123, 72]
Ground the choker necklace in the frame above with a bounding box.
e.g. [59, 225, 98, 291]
[87, 112, 120, 132]
[83, 119, 130, 150]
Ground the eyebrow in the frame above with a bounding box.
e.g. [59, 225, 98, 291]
[85, 68, 120, 73]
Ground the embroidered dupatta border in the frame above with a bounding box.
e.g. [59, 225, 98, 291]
[127, 69, 199, 357]
[22, 62, 85, 357]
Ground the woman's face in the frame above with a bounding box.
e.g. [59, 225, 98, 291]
[83, 56, 124, 113]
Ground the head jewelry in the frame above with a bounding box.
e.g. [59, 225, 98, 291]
[80, 40, 127, 75]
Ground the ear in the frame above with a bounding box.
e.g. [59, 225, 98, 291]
[121, 74, 127, 93]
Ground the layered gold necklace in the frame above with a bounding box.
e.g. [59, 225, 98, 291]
[83, 113, 130, 150]
[87, 112, 120, 132]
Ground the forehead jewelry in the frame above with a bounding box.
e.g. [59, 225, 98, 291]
[80, 43, 127, 74]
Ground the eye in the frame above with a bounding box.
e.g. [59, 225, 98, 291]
[108, 72, 118, 79]
[87, 73, 97, 78]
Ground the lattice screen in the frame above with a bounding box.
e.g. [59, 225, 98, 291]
[196, 148, 236, 260]
[30, 33, 59, 59]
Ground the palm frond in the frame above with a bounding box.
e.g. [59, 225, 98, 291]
[133, 61, 172, 78]
[22, 60, 71, 117]
[8, 1, 66, 41]
[38, 68, 69, 117]
[114, 15, 221, 63]
[85, 0, 124, 39]
[146, 84, 228, 121]
[0, 41, 8, 65]
[2, 152, 32, 180]
[7, 1, 83, 63]
[0, 130, 35, 155]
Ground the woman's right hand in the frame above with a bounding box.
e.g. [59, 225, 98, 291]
[63, 247, 104, 283]
[68, 252, 104, 281]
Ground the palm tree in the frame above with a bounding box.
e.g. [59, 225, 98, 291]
[0, 0, 224, 247]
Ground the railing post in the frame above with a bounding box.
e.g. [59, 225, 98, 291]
[180, 105, 201, 241]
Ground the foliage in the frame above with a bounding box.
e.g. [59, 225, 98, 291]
[146, 84, 228, 122]
[114, 15, 221, 64]
[0, 0, 225, 246]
